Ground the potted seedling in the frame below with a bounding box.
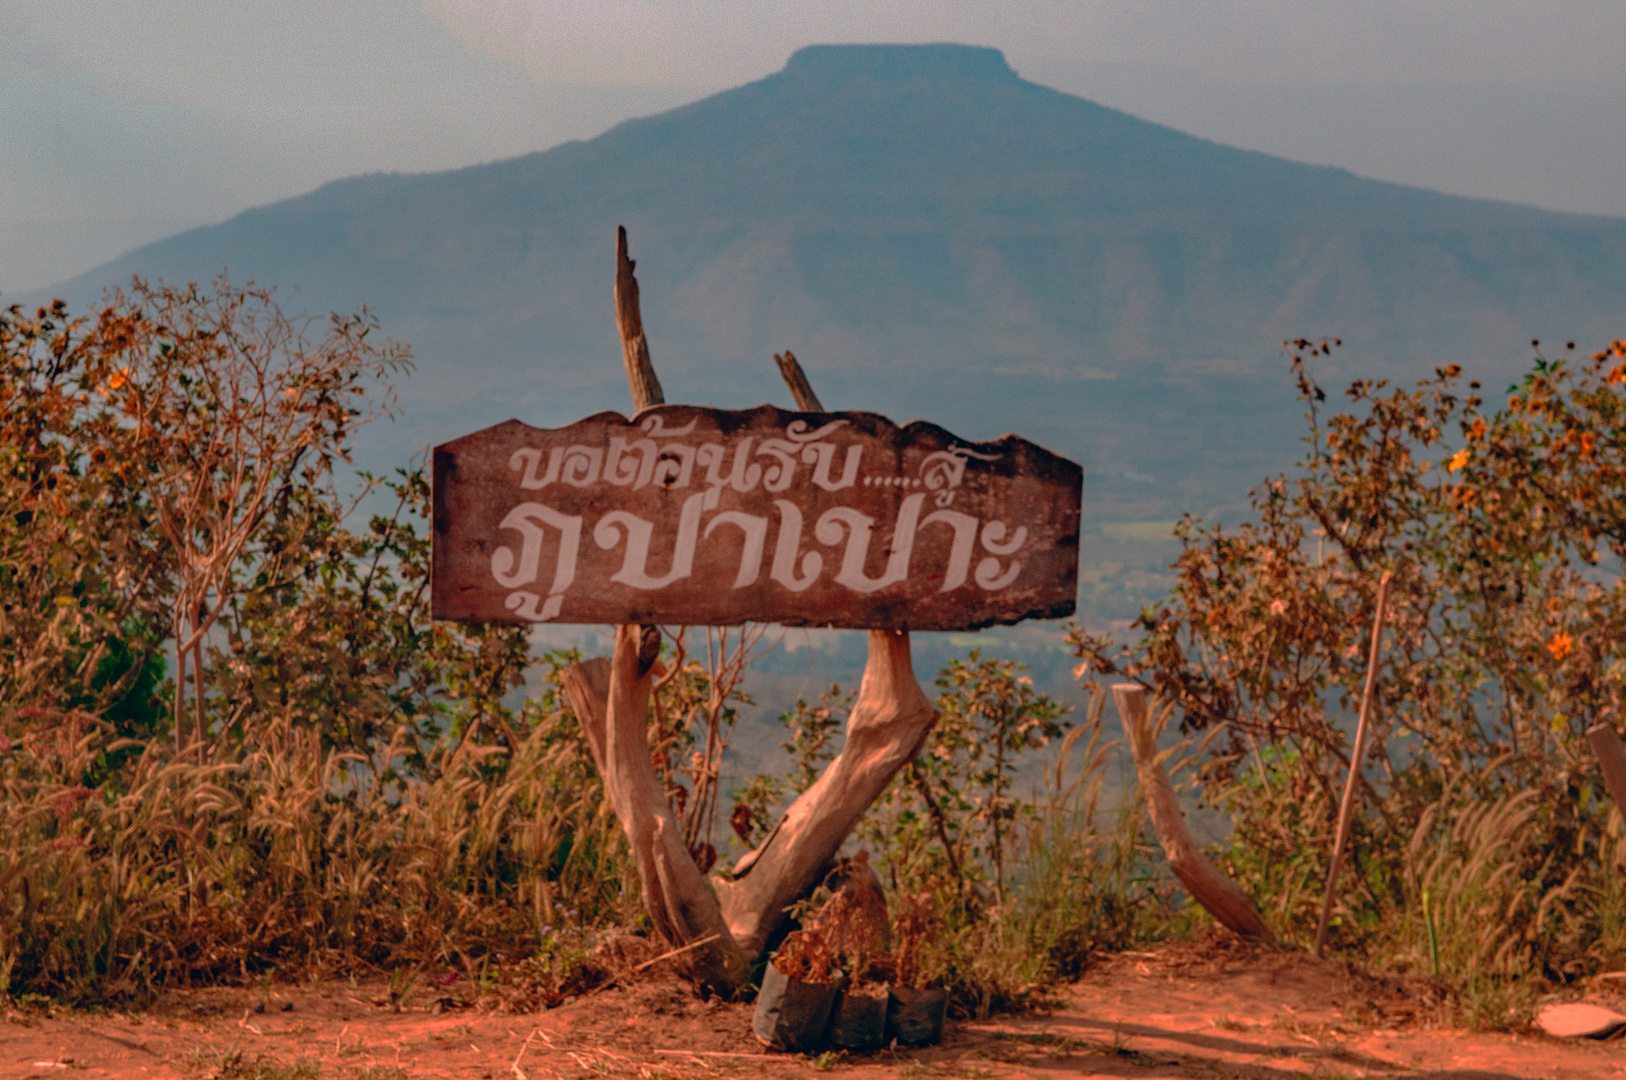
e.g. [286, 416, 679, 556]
[753, 920, 845, 1052]
[817, 855, 892, 1052]
[884, 891, 949, 1046]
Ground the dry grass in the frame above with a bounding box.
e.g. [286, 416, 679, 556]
[0, 700, 632, 1003]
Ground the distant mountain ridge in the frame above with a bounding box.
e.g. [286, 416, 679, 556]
[37, 43, 1626, 528]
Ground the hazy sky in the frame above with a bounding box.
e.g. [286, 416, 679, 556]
[4, 0, 1623, 295]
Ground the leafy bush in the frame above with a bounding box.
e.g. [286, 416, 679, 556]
[1074, 336, 1626, 1023]
[0, 284, 636, 1001]
[854, 661, 1157, 1012]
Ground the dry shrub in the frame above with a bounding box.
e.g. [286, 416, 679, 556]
[813, 858, 891, 978]
[771, 859, 894, 986]
[771, 930, 839, 984]
[0, 284, 644, 1004]
[888, 891, 938, 990]
[854, 684, 1155, 1014]
[492, 928, 614, 1011]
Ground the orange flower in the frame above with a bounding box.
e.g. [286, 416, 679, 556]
[1548, 632, 1574, 661]
[108, 368, 128, 390]
[1448, 449, 1470, 472]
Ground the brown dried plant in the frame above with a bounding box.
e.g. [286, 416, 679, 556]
[771, 924, 840, 984]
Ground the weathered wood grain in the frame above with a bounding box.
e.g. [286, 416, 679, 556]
[432, 404, 1082, 630]
[1112, 684, 1277, 946]
[713, 628, 938, 957]
[614, 226, 664, 412]
[773, 350, 824, 411]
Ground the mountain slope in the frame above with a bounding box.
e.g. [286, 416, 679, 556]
[38, 44, 1626, 530]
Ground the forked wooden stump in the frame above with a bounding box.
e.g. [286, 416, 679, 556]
[714, 628, 936, 958]
[555, 234, 943, 992]
[562, 626, 937, 986]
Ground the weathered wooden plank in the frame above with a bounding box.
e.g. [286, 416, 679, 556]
[432, 403, 1082, 631]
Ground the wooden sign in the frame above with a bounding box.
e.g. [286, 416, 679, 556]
[432, 404, 1081, 631]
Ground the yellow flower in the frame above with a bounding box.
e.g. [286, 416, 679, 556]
[1447, 449, 1470, 472]
[1549, 632, 1574, 661]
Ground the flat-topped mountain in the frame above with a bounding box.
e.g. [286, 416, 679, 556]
[36, 43, 1626, 526]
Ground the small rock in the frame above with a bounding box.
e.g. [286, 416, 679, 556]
[1538, 1002, 1626, 1038]
[280, 1002, 293, 1013]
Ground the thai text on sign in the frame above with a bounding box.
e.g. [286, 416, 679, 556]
[431, 404, 1082, 631]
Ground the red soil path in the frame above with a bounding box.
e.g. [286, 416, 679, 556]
[4, 939, 1623, 1080]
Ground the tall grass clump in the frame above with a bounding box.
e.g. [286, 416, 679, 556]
[1005, 699, 1153, 981]
[0, 692, 630, 1001]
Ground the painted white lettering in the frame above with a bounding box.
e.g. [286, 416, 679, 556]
[506, 592, 553, 620]
[801, 442, 863, 491]
[559, 445, 603, 487]
[509, 446, 562, 490]
[920, 446, 999, 507]
[815, 493, 926, 594]
[918, 508, 979, 591]
[490, 502, 582, 621]
[605, 436, 660, 488]
[639, 414, 700, 438]
[651, 444, 696, 488]
[593, 493, 706, 589]
[975, 521, 1027, 590]
[755, 439, 801, 492]
[769, 500, 823, 592]
[699, 439, 762, 508]
[784, 418, 849, 443]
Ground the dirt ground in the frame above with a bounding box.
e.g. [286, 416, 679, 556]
[6, 939, 1626, 1080]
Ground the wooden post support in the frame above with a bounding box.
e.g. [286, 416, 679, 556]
[556, 231, 946, 992]
[1314, 569, 1392, 957]
[774, 350, 825, 411]
[713, 628, 937, 958]
[559, 227, 744, 994]
[600, 623, 744, 993]
[616, 225, 664, 413]
[1587, 722, 1626, 825]
[1112, 684, 1277, 946]
[714, 349, 938, 956]
[558, 657, 610, 772]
